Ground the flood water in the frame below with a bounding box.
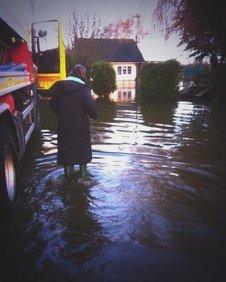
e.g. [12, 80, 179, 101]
[1, 98, 226, 282]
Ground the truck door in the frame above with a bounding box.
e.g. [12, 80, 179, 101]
[31, 19, 66, 90]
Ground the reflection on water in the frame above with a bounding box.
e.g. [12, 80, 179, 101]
[1, 97, 226, 281]
[92, 87, 136, 103]
[110, 88, 136, 102]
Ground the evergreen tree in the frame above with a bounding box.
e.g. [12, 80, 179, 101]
[90, 61, 116, 99]
[141, 60, 181, 101]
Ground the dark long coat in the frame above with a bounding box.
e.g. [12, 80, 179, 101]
[49, 78, 97, 165]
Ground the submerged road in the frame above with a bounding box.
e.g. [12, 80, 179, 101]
[1, 99, 226, 282]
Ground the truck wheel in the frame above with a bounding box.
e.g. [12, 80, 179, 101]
[0, 125, 17, 206]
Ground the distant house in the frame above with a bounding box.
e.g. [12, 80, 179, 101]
[73, 38, 145, 89]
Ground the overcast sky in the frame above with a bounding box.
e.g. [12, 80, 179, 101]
[0, 0, 193, 64]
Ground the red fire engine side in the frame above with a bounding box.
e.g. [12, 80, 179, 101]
[0, 18, 39, 209]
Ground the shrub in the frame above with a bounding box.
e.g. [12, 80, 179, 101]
[141, 60, 181, 101]
[90, 61, 116, 99]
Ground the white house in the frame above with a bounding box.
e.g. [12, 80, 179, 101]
[112, 63, 137, 88]
[74, 38, 144, 90]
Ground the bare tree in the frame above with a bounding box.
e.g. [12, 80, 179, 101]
[66, 11, 110, 48]
[104, 14, 148, 42]
[66, 9, 149, 47]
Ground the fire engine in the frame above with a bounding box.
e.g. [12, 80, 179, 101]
[0, 16, 66, 210]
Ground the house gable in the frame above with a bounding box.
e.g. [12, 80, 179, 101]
[73, 38, 145, 67]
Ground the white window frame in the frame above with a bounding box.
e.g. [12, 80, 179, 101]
[127, 66, 132, 74]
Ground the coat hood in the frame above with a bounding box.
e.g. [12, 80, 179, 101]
[66, 76, 86, 85]
[62, 76, 87, 93]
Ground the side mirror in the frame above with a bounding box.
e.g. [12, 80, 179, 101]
[38, 29, 47, 38]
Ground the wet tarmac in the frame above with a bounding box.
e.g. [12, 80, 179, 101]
[1, 99, 226, 282]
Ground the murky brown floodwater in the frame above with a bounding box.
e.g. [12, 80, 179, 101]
[1, 98, 226, 282]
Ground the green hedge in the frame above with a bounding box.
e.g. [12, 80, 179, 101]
[90, 61, 116, 99]
[141, 60, 181, 101]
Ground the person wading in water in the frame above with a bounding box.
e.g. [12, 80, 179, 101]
[49, 64, 97, 181]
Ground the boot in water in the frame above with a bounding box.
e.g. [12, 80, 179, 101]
[64, 165, 75, 182]
[79, 164, 88, 179]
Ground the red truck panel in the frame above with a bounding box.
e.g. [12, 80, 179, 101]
[10, 42, 34, 83]
[0, 94, 15, 113]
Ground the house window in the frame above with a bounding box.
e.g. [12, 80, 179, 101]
[118, 66, 122, 75]
[127, 91, 132, 99]
[118, 91, 122, 99]
[123, 67, 127, 74]
[128, 66, 131, 74]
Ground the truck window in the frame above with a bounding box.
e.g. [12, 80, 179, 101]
[32, 20, 60, 73]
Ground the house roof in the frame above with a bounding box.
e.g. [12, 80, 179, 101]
[73, 38, 145, 63]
